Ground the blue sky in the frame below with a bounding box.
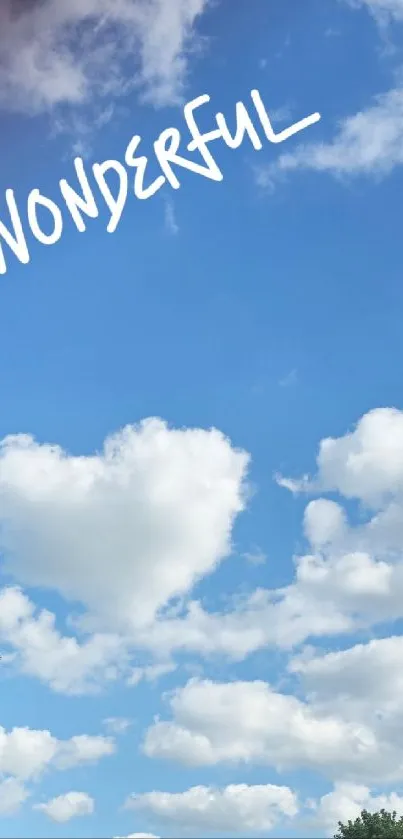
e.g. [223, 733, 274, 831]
[1, 0, 403, 836]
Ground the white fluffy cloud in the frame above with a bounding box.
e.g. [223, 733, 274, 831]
[0, 777, 29, 815]
[282, 407, 403, 505]
[312, 782, 403, 837]
[0, 0, 209, 114]
[257, 86, 403, 184]
[0, 727, 57, 781]
[143, 678, 383, 779]
[126, 783, 298, 834]
[0, 419, 248, 634]
[143, 671, 403, 783]
[0, 725, 113, 780]
[34, 791, 94, 822]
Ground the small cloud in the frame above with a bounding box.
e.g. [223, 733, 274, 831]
[34, 792, 94, 823]
[275, 34, 291, 59]
[127, 661, 176, 687]
[270, 105, 293, 124]
[275, 473, 311, 494]
[279, 368, 298, 388]
[251, 379, 266, 396]
[103, 717, 132, 735]
[114, 834, 159, 838]
[242, 547, 267, 566]
[164, 199, 180, 236]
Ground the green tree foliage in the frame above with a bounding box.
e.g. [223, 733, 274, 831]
[335, 810, 403, 839]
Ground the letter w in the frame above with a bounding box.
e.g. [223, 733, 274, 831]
[0, 189, 30, 275]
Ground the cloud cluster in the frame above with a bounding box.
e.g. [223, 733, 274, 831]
[142, 627, 403, 787]
[120, 778, 403, 837]
[0, 723, 113, 818]
[0, 0, 209, 115]
[3, 407, 403, 829]
[139, 408, 403, 659]
[3, 408, 403, 692]
[135, 409, 403, 788]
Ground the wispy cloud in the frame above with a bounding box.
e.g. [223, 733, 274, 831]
[103, 717, 132, 735]
[242, 547, 267, 566]
[164, 199, 180, 236]
[279, 368, 298, 388]
[0, 0, 209, 116]
[345, 0, 403, 24]
[257, 85, 403, 185]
